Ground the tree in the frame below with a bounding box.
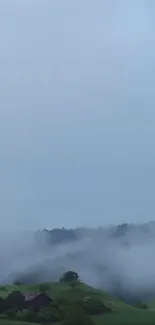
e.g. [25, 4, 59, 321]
[5, 291, 25, 310]
[115, 223, 128, 237]
[134, 301, 148, 309]
[14, 280, 23, 286]
[38, 228, 78, 245]
[59, 271, 79, 283]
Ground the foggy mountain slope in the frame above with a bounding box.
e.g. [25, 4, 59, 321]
[1, 222, 155, 302]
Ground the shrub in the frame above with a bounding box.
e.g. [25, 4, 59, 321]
[134, 301, 148, 309]
[62, 305, 95, 325]
[84, 297, 112, 315]
[142, 303, 148, 309]
[38, 305, 61, 322]
[6, 309, 17, 319]
[16, 309, 38, 322]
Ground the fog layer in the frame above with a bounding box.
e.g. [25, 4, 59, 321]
[1, 223, 155, 303]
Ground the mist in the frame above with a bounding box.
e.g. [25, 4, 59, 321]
[0, 0, 155, 306]
[1, 223, 155, 303]
[1, 0, 155, 228]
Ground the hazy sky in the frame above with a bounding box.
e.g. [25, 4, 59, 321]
[0, 0, 155, 230]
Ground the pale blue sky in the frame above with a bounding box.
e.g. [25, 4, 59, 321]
[0, 0, 155, 230]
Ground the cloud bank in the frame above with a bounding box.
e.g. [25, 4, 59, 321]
[1, 223, 155, 303]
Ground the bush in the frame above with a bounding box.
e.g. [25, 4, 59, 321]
[134, 301, 148, 309]
[84, 297, 112, 315]
[6, 309, 16, 318]
[38, 306, 61, 322]
[59, 271, 79, 283]
[16, 309, 38, 322]
[142, 303, 148, 309]
[62, 305, 95, 325]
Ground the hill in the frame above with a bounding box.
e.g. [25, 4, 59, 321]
[0, 281, 155, 325]
[0, 281, 134, 310]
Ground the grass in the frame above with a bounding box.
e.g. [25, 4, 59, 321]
[146, 298, 155, 309]
[10, 282, 134, 310]
[1, 282, 155, 325]
[95, 310, 155, 325]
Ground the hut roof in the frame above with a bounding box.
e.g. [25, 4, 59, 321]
[22, 292, 50, 301]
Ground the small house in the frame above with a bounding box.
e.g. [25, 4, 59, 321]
[22, 292, 52, 311]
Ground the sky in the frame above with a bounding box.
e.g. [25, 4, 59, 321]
[0, 0, 155, 230]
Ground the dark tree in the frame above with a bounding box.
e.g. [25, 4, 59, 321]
[0, 297, 6, 313]
[59, 271, 79, 283]
[115, 223, 129, 237]
[5, 291, 25, 310]
[14, 280, 23, 286]
[36, 227, 78, 245]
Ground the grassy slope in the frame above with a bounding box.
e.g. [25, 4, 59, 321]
[0, 282, 155, 325]
[146, 298, 155, 309]
[95, 311, 155, 325]
[0, 282, 134, 310]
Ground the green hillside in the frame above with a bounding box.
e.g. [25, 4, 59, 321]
[0, 281, 134, 310]
[0, 281, 155, 325]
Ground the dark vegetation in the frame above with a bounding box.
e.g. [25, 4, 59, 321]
[59, 271, 79, 283]
[35, 227, 78, 245]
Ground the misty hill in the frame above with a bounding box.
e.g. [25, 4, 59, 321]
[36, 221, 155, 245]
[2, 221, 155, 305]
